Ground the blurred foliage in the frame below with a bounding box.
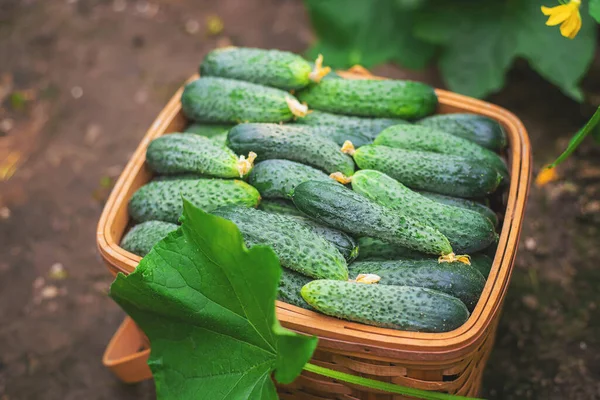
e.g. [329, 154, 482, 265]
[304, 0, 597, 100]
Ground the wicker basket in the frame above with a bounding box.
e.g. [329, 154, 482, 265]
[98, 71, 531, 398]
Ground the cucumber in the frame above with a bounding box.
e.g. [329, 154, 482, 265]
[146, 133, 255, 178]
[349, 170, 496, 253]
[248, 159, 332, 199]
[258, 198, 305, 217]
[374, 125, 508, 179]
[471, 253, 494, 278]
[301, 280, 469, 332]
[278, 267, 314, 310]
[481, 235, 500, 260]
[184, 123, 232, 137]
[212, 206, 348, 280]
[181, 77, 303, 123]
[419, 191, 498, 227]
[297, 78, 437, 119]
[293, 110, 409, 147]
[348, 260, 485, 310]
[356, 237, 425, 261]
[291, 180, 453, 256]
[185, 123, 231, 147]
[227, 123, 355, 175]
[289, 216, 358, 262]
[129, 178, 260, 223]
[417, 113, 507, 151]
[120, 221, 178, 257]
[352, 145, 502, 198]
[200, 47, 327, 90]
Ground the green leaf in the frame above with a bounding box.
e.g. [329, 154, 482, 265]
[109, 199, 318, 400]
[437, 2, 516, 98]
[304, 0, 434, 69]
[413, 0, 596, 99]
[590, 0, 600, 23]
[515, 0, 596, 101]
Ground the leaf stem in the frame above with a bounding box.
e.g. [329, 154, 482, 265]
[303, 363, 482, 400]
[551, 106, 600, 167]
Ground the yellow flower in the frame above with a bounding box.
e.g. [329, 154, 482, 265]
[541, 0, 582, 39]
[535, 165, 560, 187]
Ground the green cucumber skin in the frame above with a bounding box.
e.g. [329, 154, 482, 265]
[291, 180, 453, 256]
[356, 237, 425, 261]
[184, 123, 232, 137]
[278, 268, 314, 310]
[419, 191, 498, 227]
[417, 113, 507, 151]
[185, 124, 231, 147]
[181, 77, 296, 123]
[120, 221, 178, 257]
[288, 216, 358, 262]
[353, 145, 502, 198]
[248, 159, 332, 199]
[348, 260, 485, 310]
[129, 178, 260, 223]
[351, 170, 496, 253]
[297, 79, 438, 119]
[470, 253, 493, 278]
[481, 235, 499, 260]
[146, 133, 242, 177]
[294, 110, 409, 146]
[301, 280, 469, 332]
[227, 123, 355, 175]
[212, 206, 348, 280]
[258, 198, 305, 217]
[200, 47, 312, 90]
[374, 125, 508, 179]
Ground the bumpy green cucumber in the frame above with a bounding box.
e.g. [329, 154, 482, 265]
[374, 125, 508, 179]
[291, 180, 453, 256]
[289, 216, 358, 262]
[419, 191, 498, 227]
[297, 79, 437, 119]
[146, 133, 254, 178]
[356, 237, 425, 261]
[481, 234, 500, 260]
[248, 159, 332, 199]
[227, 123, 355, 175]
[352, 145, 502, 198]
[120, 221, 178, 257]
[349, 260, 485, 310]
[350, 170, 496, 253]
[185, 123, 231, 147]
[200, 47, 326, 90]
[212, 206, 348, 280]
[258, 198, 305, 217]
[278, 267, 314, 310]
[184, 123, 232, 137]
[301, 280, 469, 332]
[181, 77, 303, 123]
[129, 178, 260, 223]
[417, 113, 507, 151]
[470, 253, 494, 278]
[293, 110, 409, 146]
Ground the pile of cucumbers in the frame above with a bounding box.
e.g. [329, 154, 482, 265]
[122, 47, 509, 333]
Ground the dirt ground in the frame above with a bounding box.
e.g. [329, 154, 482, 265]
[1, 1, 600, 399]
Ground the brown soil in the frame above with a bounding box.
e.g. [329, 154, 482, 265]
[1, 1, 599, 399]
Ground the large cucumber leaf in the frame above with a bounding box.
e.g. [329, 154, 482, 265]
[305, 0, 597, 100]
[304, 0, 435, 69]
[110, 199, 318, 399]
